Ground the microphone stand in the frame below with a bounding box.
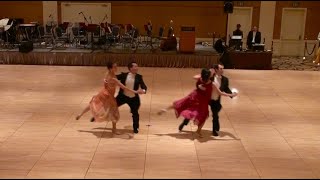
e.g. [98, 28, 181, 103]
[80, 12, 89, 24]
[99, 14, 108, 25]
[79, 12, 89, 48]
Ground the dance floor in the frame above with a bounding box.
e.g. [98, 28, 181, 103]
[0, 65, 319, 179]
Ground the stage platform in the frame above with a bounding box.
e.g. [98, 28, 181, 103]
[0, 44, 220, 68]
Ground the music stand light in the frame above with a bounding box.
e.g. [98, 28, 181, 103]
[231, 35, 242, 40]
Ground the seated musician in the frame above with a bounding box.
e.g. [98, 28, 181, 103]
[214, 37, 227, 54]
[214, 37, 232, 68]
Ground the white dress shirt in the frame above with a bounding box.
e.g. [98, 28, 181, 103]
[211, 75, 222, 100]
[252, 31, 256, 43]
[124, 73, 136, 98]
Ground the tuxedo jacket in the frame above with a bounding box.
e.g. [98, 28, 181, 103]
[214, 39, 226, 54]
[247, 31, 261, 46]
[233, 29, 243, 37]
[116, 72, 147, 97]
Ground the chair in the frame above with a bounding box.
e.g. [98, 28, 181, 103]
[71, 26, 87, 48]
[37, 25, 54, 48]
[52, 26, 69, 49]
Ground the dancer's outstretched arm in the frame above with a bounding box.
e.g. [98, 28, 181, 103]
[212, 82, 237, 98]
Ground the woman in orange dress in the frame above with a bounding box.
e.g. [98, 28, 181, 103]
[76, 62, 144, 134]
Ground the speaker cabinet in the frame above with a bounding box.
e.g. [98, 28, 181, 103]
[19, 41, 33, 53]
[224, 1, 233, 13]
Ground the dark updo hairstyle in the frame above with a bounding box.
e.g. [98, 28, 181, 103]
[201, 68, 211, 82]
[107, 61, 116, 70]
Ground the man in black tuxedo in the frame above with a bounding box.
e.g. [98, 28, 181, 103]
[246, 26, 261, 49]
[116, 62, 147, 134]
[214, 37, 233, 69]
[233, 24, 243, 37]
[214, 36, 227, 54]
[208, 64, 233, 136]
[179, 64, 234, 136]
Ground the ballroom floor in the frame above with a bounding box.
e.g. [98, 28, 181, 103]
[0, 65, 319, 179]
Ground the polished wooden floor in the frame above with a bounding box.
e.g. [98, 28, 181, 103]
[0, 65, 319, 179]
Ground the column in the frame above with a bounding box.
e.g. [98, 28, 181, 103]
[258, 1, 276, 50]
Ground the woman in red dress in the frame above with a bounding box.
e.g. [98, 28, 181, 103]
[76, 62, 144, 134]
[158, 69, 236, 137]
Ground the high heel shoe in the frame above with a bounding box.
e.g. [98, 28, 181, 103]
[157, 109, 167, 115]
[90, 117, 95, 122]
[112, 129, 120, 135]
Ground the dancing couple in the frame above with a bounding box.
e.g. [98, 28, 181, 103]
[158, 64, 237, 137]
[76, 61, 147, 134]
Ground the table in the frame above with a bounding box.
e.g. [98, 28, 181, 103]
[226, 51, 273, 70]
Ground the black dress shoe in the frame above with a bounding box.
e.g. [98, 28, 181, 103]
[90, 117, 95, 122]
[212, 131, 219, 136]
[134, 129, 139, 134]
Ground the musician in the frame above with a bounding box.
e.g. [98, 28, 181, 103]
[230, 24, 243, 50]
[147, 20, 152, 37]
[167, 20, 174, 37]
[214, 37, 227, 54]
[214, 37, 232, 68]
[233, 24, 243, 37]
[246, 26, 261, 49]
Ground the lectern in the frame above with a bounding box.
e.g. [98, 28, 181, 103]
[179, 26, 195, 53]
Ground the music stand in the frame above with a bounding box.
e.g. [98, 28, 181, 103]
[230, 35, 242, 50]
[143, 24, 153, 49]
[87, 24, 99, 50]
[252, 44, 265, 51]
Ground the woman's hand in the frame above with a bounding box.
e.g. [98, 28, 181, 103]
[198, 84, 206, 91]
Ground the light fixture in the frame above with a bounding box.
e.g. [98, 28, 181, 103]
[303, 56, 306, 60]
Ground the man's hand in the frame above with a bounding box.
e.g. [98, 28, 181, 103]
[137, 89, 146, 94]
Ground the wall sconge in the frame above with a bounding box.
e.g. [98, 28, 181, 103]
[292, 1, 300, 7]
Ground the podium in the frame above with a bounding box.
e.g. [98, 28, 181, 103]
[179, 26, 195, 53]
